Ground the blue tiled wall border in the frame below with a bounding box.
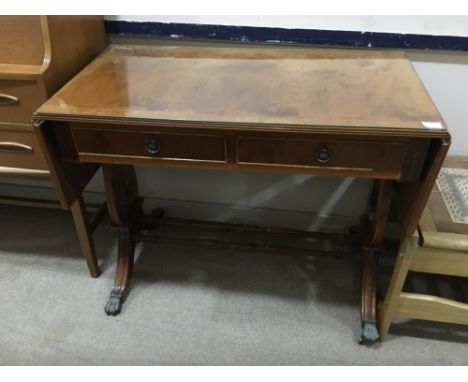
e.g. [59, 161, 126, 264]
[105, 20, 468, 52]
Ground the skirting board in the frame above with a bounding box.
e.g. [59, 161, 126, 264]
[0, 182, 358, 233]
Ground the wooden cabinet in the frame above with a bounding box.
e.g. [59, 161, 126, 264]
[0, 79, 44, 125]
[0, 130, 49, 171]
[0, 16, 107, 277]
[0, 16, 106, 173]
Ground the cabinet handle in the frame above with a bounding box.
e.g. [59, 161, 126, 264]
[315, 147, 332, 163]
[0, 142, 33, 153]
[0, 93, 19, 105]
[145, 138, 160, 154]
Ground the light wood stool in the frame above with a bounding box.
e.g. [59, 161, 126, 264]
[378, 207, 468, 340]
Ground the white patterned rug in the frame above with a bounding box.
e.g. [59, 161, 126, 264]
[436, 168, 468, 224]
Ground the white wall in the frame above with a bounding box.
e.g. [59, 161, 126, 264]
[1, 16, 467, 231]
[409, 51, 468, 156]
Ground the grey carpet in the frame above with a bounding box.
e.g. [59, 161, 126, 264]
[0, 205, 467, 365]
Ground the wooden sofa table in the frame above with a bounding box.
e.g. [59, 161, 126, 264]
[32, 44, 450, 343]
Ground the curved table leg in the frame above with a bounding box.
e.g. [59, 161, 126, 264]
[360, 247, 380, 344]
[102, 164, 142, 316]
[105, 226, 135, 315]
[104, 206, 165, 315]
[359, 179, 394, 344]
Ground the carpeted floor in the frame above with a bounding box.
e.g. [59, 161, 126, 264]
[0, 204, 467, 365]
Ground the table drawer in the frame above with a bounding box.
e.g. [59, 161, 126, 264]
[0, 80, 44, 124]
[72, 128, 227, 163]
[0, 130, 49, 170]
[237, 136, 408, 178]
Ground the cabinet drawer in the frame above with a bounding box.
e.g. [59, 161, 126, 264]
[0, 80, 44, 124]
[0, 130, 49, 171]
[72, 128, 227, 163]
[237, 136, 408, 179]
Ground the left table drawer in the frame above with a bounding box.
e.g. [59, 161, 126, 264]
[0, 130, 49, 171]
[72, 127, 227, 164]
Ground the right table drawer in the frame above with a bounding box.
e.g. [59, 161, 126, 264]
[236, 136, 409, 179]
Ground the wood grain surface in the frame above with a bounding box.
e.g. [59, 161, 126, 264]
[35, 45, 446, 135]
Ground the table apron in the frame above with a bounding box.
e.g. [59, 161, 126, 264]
[63, 124, 430, 181]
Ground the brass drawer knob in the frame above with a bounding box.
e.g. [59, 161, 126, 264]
[0, 93, 19, 105]
[145, 138, 160, 154]
[315, 147, 332, 163]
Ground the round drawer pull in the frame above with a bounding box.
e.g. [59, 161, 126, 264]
[145, 138, 160, 154]
[315, 147, 332, 163]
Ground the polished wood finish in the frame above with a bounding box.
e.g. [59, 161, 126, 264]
[237, 137, 407, 179]
[379, 204, 468, 340]
[0, 80, 43, 125]
[0, 130, 49, 170]
[70, 195, 100, 277]
[34, 44, 450, 342]
[443, 155, 468, 169]
[102, 164, 142, 315]
[73, 127, 228, 163]
[137, 215, 362, 260]
[0, 16, 106, 131]
[0, 195, 60, 209]
[67, 121, 430, 181]
[393, 138, 451, 240]
[409, 246, 468, 276]
[41, 16, 107, 97]
[378, 234, 419, 339]
[0, 16, 45, 66]
[420, 232, 468, 253]
[37, 45, 445, 133]
[0, 16, 107, 276]
[360, 179, 394, 344]
[34, 121, 100, 210]
[0, 194, 105, 215]
[396, 293, 468, 325]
